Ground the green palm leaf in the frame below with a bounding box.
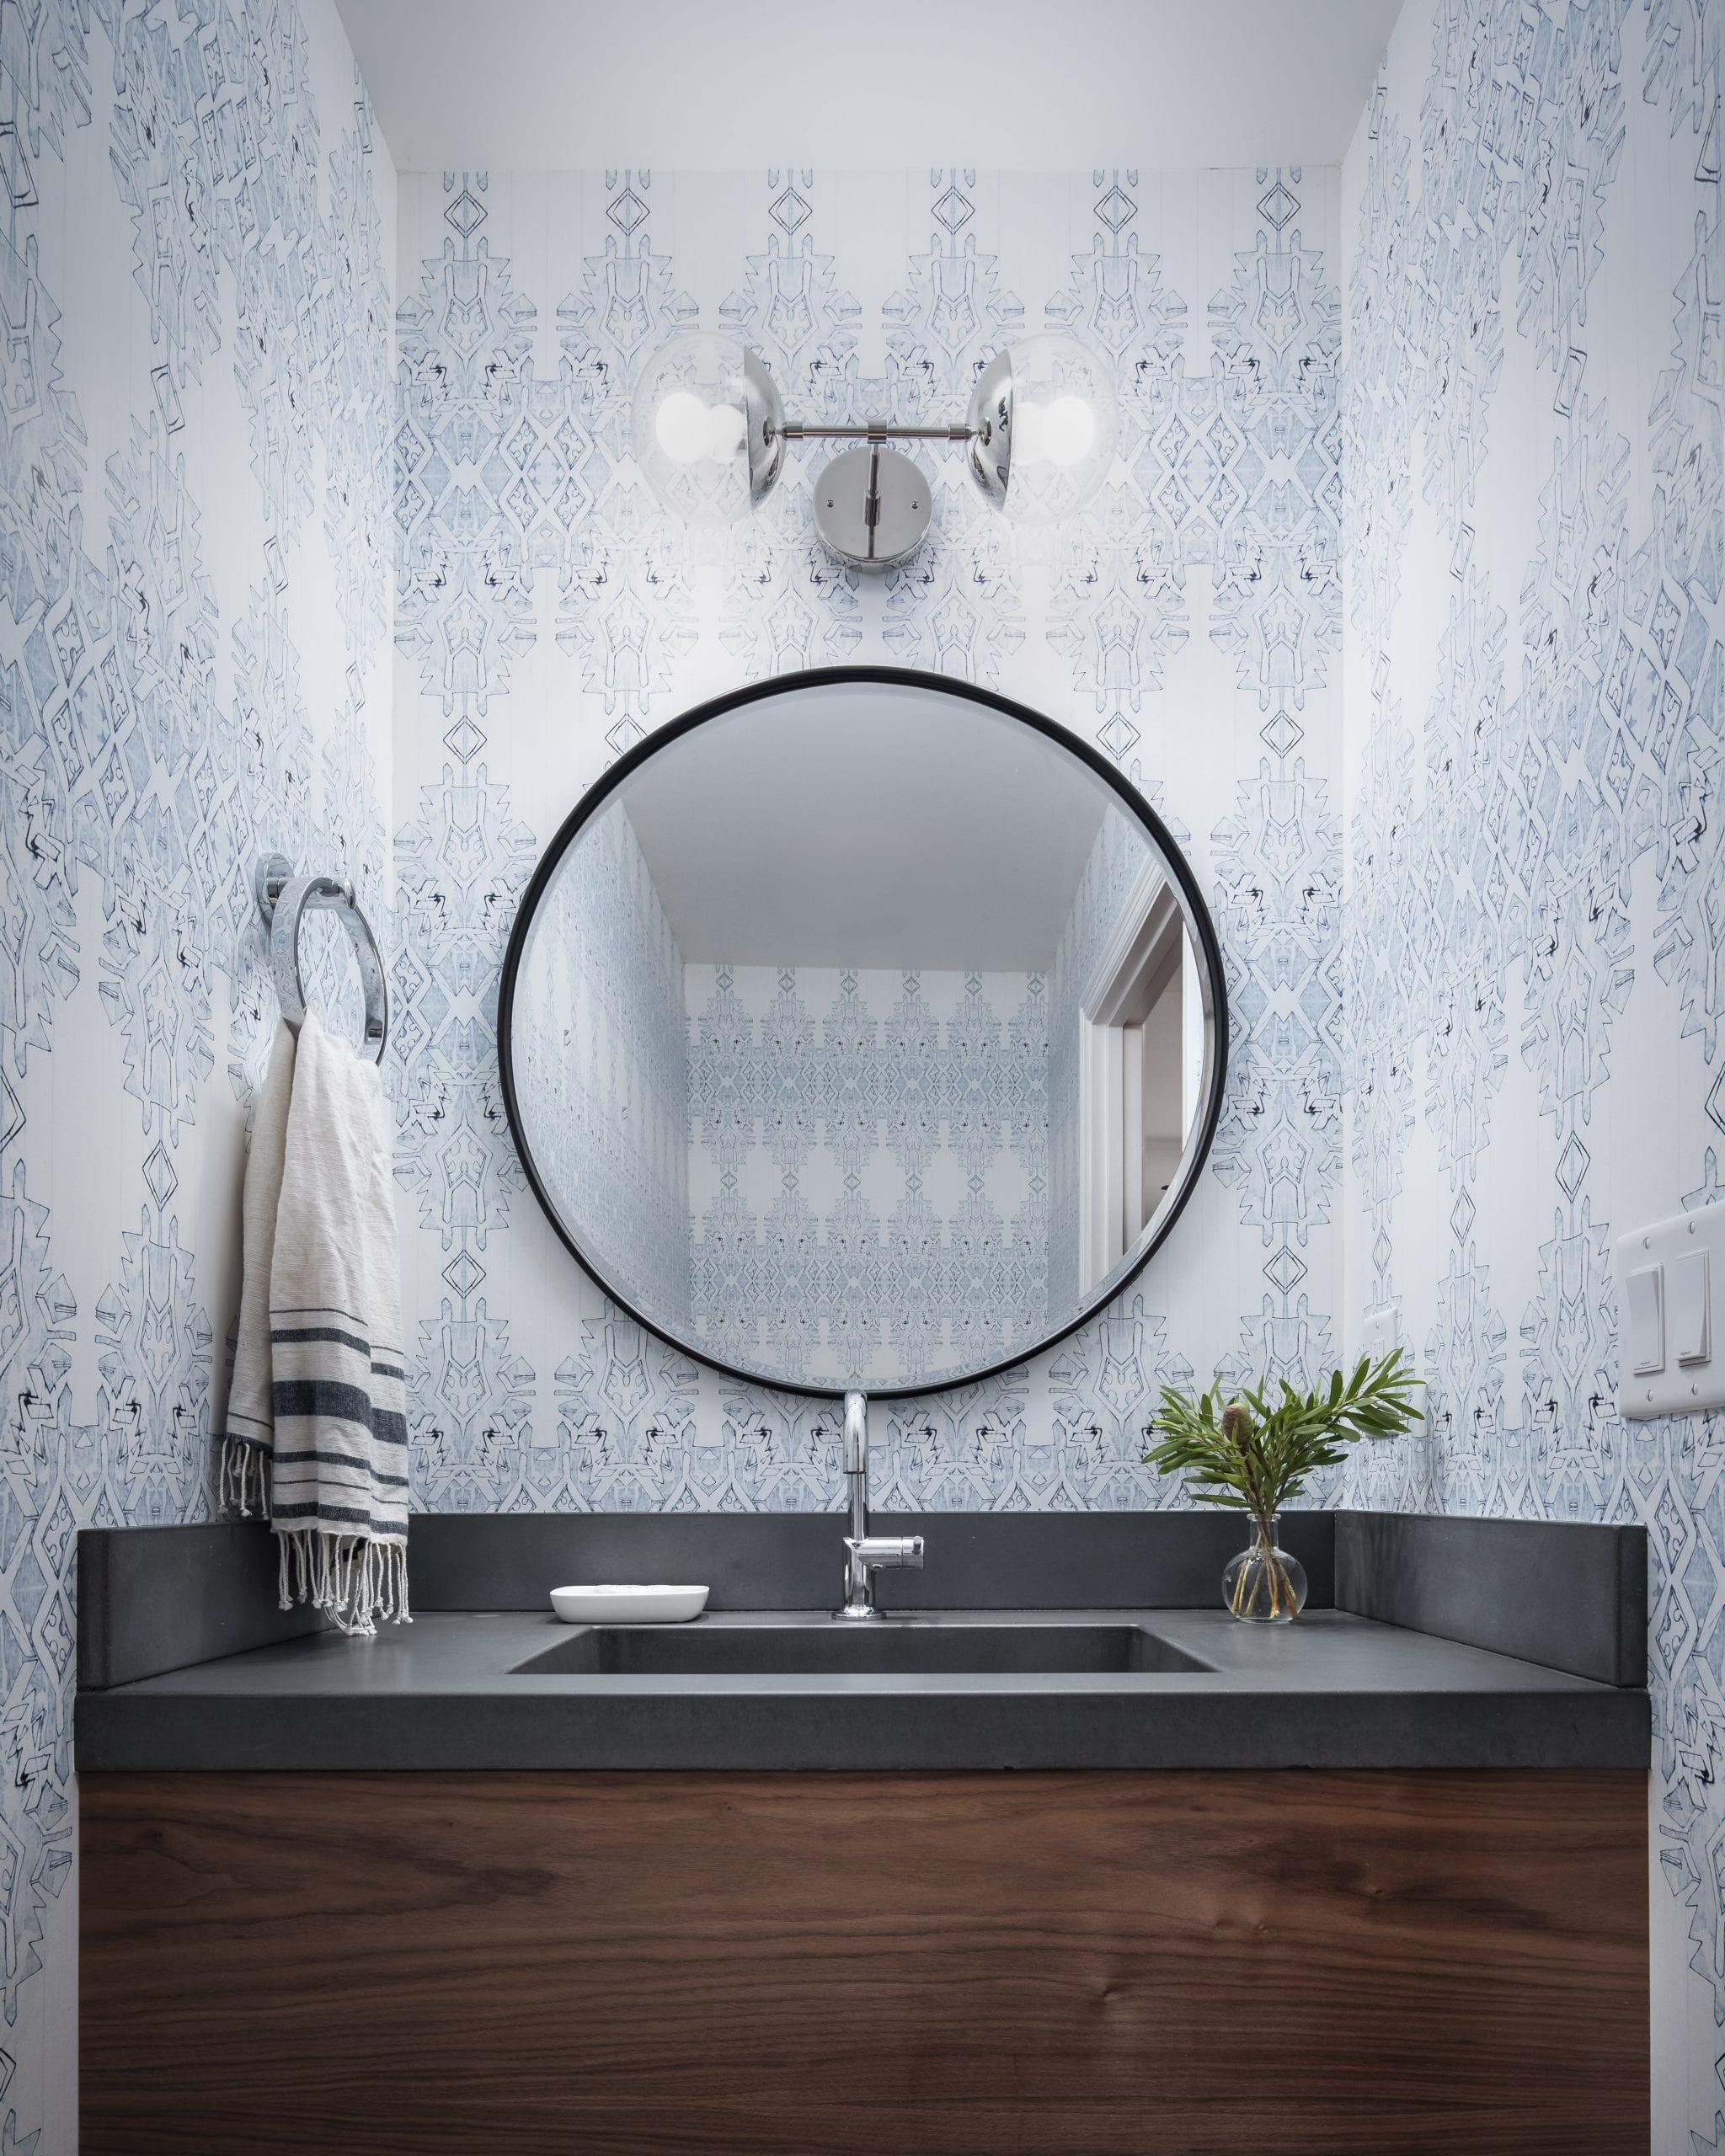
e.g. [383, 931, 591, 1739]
[1144, 1349, 1422, 1525]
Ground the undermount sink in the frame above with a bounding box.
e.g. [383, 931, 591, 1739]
[510, 1621, 1212, 1678]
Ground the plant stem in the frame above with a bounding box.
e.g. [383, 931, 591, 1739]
[1253, 1509, 1285, 1619]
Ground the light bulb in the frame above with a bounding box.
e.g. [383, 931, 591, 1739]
[1041, 394, 1096, 468]
[1011, 397, 1046, 467]
[654, 390, 713, 466]
[632, 332, 784, 525]
[704, 402, 746, 462]
[1013, 393, 1097, 470]
[964, 334, 1118, 525]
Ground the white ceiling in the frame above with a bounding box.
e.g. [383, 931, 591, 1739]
[338, 1, 1403, 174]
[616, 680, 1120, 970]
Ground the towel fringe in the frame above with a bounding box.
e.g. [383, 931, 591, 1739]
[219, 1438, 269, 1518]
[275, 1527, 411, 1638]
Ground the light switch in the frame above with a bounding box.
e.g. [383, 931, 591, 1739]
[1618, 1203, 1725, 1419]
[1363, 1302, 1400, 1362]
[1626, 1263, 1664, 1374]
[1673, 1249, 1711, 1365]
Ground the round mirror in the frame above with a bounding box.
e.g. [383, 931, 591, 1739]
[499, 670, 1228, 1398]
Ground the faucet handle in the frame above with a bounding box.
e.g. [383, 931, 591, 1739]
[838, 1530, 925, 1619]
[849, 1533, 923, 1570]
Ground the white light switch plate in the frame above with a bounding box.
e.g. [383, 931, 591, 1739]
[1616, 1203, 1725, 1419]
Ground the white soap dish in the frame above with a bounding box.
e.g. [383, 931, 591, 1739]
[550, 1583, 709, 1625]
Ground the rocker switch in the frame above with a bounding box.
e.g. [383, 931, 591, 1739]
[1626, 1264, 1665, 1375]
[1617, 1204, 1725, 1417]
[1672, 1250, 1711, 1366]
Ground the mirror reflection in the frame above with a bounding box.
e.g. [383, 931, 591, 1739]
[505, 675, 1223, 1396]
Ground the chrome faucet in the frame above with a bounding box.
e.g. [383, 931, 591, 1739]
[837, 1390, 923, 1620]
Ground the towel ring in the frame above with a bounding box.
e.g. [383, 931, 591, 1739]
[254, 852, 388, 1064]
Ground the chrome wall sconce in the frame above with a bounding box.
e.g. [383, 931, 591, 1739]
[629, 329, 1118, 570]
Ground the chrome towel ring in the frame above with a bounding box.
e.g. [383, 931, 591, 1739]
[254, 851, 388, 1064]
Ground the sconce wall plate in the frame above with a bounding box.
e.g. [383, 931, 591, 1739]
[811, 445, 931, 569]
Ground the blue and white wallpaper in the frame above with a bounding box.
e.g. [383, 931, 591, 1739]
[391, 163, 1346, 1515]
[686, 963, 1050, 1387]
[6, 0, 1706, 2137]
[513, 800, 692, 1326]
[1338, 0, 1720, 2135]
[0, 0, 395, 2144]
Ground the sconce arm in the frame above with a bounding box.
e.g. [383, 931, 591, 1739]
[776, 420, 975, 442]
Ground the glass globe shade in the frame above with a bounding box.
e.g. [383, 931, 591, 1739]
[971, 334, 1118, 526]
[630, 330, 781, 526]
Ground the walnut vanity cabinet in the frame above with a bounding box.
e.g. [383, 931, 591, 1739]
[79, 1764, 1648, 2155]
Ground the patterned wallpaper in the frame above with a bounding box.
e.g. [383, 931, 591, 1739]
[513, 800, 692, 1326]
[686, 963, 1050, 1389]
[392, 163, 1345, 1513]
[0, 0, 396, 2145]
[0, 0, 1703, 2138]
[1338, 0, 1721, 2137]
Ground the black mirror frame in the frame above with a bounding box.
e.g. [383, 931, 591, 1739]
[497, 664, 1231, 1401]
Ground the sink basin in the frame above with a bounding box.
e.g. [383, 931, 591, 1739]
[511, 1622, 1211, 1677]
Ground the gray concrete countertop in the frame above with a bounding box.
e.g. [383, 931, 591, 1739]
[73, 1605, 1651, 1772]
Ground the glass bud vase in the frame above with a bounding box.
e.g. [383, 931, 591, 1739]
[1222, 1514, 1307, 1624]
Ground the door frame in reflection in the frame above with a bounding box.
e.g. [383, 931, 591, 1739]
[497, 665, 1231, 1399]
[1076, 857, 1201, 1296]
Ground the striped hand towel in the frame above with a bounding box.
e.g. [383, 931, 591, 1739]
[222, 1011, 409, 1635]
[221, 1019, 296, 1518]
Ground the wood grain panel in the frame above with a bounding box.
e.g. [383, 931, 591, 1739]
[80, 1769, 1648, 2155]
